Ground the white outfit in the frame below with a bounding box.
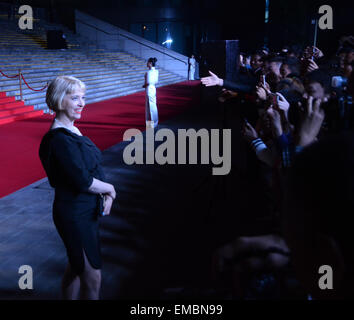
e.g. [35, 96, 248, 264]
[145, 67, 159, 128]
[188, 57, 196, 80]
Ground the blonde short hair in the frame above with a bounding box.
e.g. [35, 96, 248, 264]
[46, 76, 86, 112]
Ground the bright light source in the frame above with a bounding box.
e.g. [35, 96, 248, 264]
[264, 0, 269, 24]
[162, 39, 173, 45]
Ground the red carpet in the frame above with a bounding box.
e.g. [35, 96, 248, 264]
[0, 81, 201, 198]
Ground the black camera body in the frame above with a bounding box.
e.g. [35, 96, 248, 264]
[322, 94, 353, 133]
[327, 76, 354, 132]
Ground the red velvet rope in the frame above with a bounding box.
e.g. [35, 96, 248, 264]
[0, 70, 19, 78]
[21, 74, 48, 92]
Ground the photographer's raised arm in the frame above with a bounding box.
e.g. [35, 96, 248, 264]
[223, 78, 256, 93]
[297, 97, 325, 147]
[201, 71, 224, 86]
[201, 70, 256, 93]
[242, 122, 275, 167]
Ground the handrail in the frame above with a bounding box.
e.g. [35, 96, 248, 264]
[76, 19, 119, 36]
[76, 19, 187, 65]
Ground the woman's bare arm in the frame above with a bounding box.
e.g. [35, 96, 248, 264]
[88, 178, 116, 199]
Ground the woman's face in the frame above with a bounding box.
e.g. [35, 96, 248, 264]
[60, 88, 86, 121]
[147, 61, 152, 68]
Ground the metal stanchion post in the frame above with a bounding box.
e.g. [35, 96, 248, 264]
[19, 69, 23, 101]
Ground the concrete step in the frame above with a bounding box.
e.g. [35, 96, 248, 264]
[1, 60, 139, 72]
[1, 68, 178, 91]
[0, 58, 137, 70]
[17, 75, 182, 104]
[2, 72, 148, 94]
[15, 72, 184, 104]
[1, 54, 138, 64]
[27, 77, 182, 110]
[0, 67, 138, 88]
[35, 78, 183, 112]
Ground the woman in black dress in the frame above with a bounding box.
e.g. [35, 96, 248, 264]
[39, 76, 116, 300]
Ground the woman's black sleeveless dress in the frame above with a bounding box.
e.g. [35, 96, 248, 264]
[39, 127, 105, 275]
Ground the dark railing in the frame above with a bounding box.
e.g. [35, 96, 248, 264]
[76, 19, 187, 65]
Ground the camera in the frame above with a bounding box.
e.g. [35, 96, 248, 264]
[331, 76, 348, 89]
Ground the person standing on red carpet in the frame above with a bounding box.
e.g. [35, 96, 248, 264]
[39, 76, 116, 300]
[143, 57, 159, 128]
[188, 54, 196, 80]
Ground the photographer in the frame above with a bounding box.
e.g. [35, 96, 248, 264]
[201, 50, 268, 95]
[280, 58, 301, 79]
[262, 55, 284, 91]
[299, 46, 324, 76]
[283, 54, 354, 301]
[206, 38, 354, 299]
[201, 67, 261, 124]
[285, 131, 354, 299]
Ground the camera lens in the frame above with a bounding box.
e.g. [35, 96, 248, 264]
[331, 76, 348, 88]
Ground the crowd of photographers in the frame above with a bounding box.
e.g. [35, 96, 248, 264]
[201, 35, 354, 299]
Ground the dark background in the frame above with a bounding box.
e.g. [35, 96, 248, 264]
[2, 0, 353, 57]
